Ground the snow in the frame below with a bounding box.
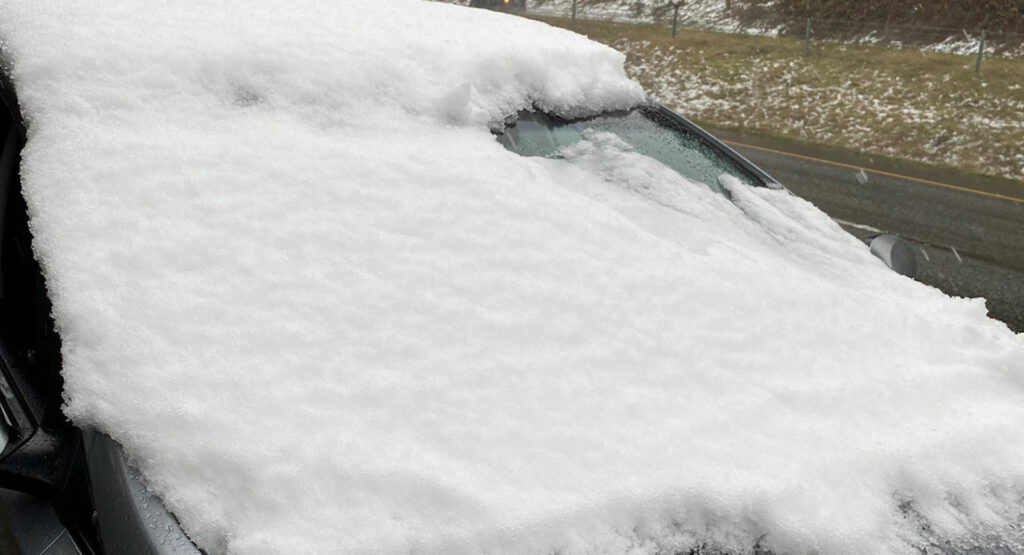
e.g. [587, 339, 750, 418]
[2, 1, 1024, 554]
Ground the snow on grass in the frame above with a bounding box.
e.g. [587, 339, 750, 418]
[605, 33, 1024, 181]
[445, 0, 783, 35]
[533, 0, 733, 26]
[836, 29, 1024, 59]
[2, 1, 1024, 554]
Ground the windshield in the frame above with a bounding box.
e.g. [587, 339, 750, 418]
[495, 107, 762, 195]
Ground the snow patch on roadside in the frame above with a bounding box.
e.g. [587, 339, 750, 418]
[449, 0, 783, 35]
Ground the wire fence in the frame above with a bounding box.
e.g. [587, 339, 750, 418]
[514, 2, 1024, 66]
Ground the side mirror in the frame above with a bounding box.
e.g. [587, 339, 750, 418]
[869, 234, 918, 278]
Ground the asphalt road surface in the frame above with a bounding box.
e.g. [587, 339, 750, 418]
[708, 127, 1024, 333]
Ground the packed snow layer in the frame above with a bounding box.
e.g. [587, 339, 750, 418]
[2, 1, 1024, 554]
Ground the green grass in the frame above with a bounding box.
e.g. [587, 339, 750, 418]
[531, 16, 1024, 184]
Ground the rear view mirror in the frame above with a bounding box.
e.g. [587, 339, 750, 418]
[869, 234, 918, 278]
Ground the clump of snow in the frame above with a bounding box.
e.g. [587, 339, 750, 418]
[2, 1, 1024, 554]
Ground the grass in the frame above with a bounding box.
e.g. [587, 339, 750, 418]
[530, 16, 1024, 185]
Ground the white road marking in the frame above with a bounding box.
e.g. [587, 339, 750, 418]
[920, 247, 931, 262]
[952, 247, 963, 263]
[833, 218, 883, 234]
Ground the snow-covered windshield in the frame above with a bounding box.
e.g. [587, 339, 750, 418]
[497, 107, 760, 194]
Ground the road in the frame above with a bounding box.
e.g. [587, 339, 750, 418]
[708, 127, 1024, 333]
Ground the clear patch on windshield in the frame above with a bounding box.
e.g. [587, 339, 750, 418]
[495, 108, 761, 196]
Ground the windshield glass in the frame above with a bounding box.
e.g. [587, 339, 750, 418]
[496, 107, 761, 195]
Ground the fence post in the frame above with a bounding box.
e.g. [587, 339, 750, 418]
[803, 17, 812, 56]
[571, 0, 577, 25]
[672, 3, 679, 38]
[975, 29, 986, 74]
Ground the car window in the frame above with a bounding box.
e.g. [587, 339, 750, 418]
[495, 107, 762, 195]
